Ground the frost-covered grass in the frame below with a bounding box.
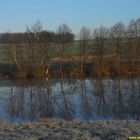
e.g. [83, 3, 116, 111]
[0, 120, 139, 140]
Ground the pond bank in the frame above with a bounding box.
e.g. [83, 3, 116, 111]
[0, 120, 139, 140]
[0, 60, 140, 79]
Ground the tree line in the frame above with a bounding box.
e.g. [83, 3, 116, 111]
[0, 18, 140, 78]
[0, 22, 74, 44]
[0, 18, 140, 44]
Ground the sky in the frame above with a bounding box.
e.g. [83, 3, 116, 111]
[0, 0, 140, 33]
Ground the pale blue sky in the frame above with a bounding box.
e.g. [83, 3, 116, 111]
[0, 0, 140, 33]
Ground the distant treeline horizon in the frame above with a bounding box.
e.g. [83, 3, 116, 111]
[0, 17, 140, 44]
[0, 31, 75, 44]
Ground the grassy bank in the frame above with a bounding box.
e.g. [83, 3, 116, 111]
[0, 59, 139, 79]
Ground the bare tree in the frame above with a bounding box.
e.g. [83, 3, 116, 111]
[56, 24, 72, 77]
[26, 21, 49, 78]
[79, 27, 91, 76]
[110, 22, 125, 52]
[8, 33, 23, 76]
[93, 26, 109, 75]
[110, 22, 125, 76]
[127, 18, 140, 75]
[127, 19, 137, 75]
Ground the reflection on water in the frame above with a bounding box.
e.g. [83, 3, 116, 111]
[0, 78, 140, 122]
